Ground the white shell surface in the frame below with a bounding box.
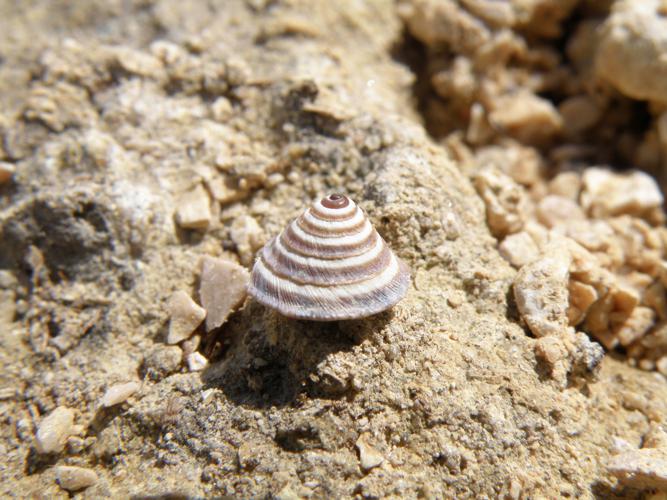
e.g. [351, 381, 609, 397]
[248, 194, 410, 321]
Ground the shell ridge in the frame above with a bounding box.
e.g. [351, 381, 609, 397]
[248, 194, 411, 320]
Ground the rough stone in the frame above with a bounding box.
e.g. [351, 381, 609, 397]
[35, 407, 75, 454]
[608, 449, 667, 490]
[54, 466, 98, 492]
[175, 183, 212, 230]
[143, 345, 182, 380]
[581, 168, 663, 219]
[100, 381, 140, 408]
[167, 290, 206, 344]
[498, 231, 539, 268]
[514, 246, 571, 337]
[199, 256, 249, 331]
[356, 434, 384, 472]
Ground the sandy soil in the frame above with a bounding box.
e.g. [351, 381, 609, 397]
[0, 1, 666, 498]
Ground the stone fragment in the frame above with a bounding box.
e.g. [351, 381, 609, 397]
[548, 172, 581, 200]
[475, 143, 543, 187]
[356, 434, 384, 472]
[615, 307, 656, 347]
[230, 215, 264, 266]
[514, 246, 571, 337]
[498, 231, 539, 268]
[473, 166, 528, 238]
[535, 195, 585, 229]
[199, 256, 249, 331]
[657, 357, 667, 376]
[534, 336, 567, 368]
[581, 168, 663, 218]
[175, 183, 212, 230]
[608, 449, 667, 491]
[596, 0, 667, 105]
[167, 291, 206, 344]
[0, 162, 15, 184]
[100, 381, 140, 408]
[206, 176, 249, 206]
[54, 465, 98, 492]
[568, 280, 598, 326]
[558, 95, 601, 135]
[143, 345, 182, 380]
[35, 406, 75, 454]
[488, 92, 562, 145]
[186, 352, 208, 372]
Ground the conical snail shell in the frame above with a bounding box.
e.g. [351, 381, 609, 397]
[248, 194, 410, 321]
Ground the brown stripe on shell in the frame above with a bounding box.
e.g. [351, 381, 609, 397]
[261, 236, 393, 286]
[310, 204, 356, 221]
[296, 210, 366, 237]
[280, 223, 378, 259]
[249, 259, 410, 321]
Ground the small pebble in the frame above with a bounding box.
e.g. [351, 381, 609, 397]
[35, 406, 75, 454]
[230, 215, 264, 265]
[100, 381, 141, 407]
[143, 345, 182, 380]
[187, 352, 208, 372]
[356, 434, 384, 472]
[167, 291, 206, 344]
[199, 256, 250, 331]
[608, 449, 667, 490]
[657, 356, 667, 377]
[175, 183, 212, 230]
[54, 465, 98, 491]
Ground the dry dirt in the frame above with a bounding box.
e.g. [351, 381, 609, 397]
[1, 1, 667, 498]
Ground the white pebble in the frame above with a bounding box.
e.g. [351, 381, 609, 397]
[100, 381, 140, 407]
[175, 183, 212, 230]
[656, 356, 667, 376]
[187, 352, 208, 372]
[167, 291, 206, 344]
[356, 434, 384, 471]
[54, 465, 98, 491]
[35, 406, 75, 454]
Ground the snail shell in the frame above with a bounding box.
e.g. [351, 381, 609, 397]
[248, 194, 410, 321]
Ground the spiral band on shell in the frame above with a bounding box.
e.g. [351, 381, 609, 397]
[248, 194, 411, 321]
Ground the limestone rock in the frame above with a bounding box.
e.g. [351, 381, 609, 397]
[608, 448, 667, 491]
[143, 345, 182, 380]
[535, 195, 585, 229]
[356, 434, 384, 472]
[186, 351, 208, 372]
[35, 406, 75, 454]
[230, 215, 264, 266]
[514, 246, 571, 337]
[498, 231, 539, 268]
[100, 381, 140, 408]
[199, 256, 249, 331]
[596, 0, 667, 105]
[167, 291, 206, 344]
[581, 168, 663, 219]
[54, 465, 98, 492]
[473, 166, 528, 239]
[175, 183, 212, 230]
[488, 92, 563, 145]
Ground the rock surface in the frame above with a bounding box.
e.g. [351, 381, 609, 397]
[0, 0, 666, 498]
